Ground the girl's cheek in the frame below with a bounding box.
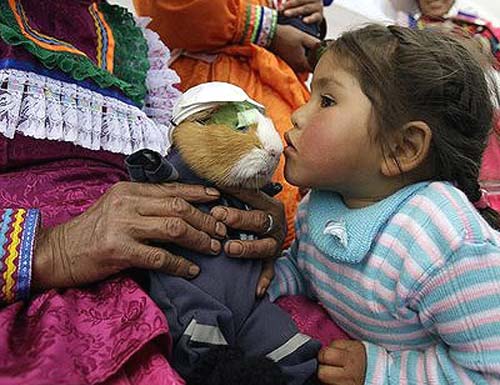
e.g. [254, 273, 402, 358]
[302, 119, 331, 147]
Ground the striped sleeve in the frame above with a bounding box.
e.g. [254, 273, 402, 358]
[363, 240, 500, 385]
[268, 241, 309, 301]
[268, 201, 309, 301]
[0, 208, 40, 307]
[238, 5, 278, 47]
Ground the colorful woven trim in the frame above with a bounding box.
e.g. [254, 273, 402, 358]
[239, 5, 278, 48]
[88, 2, 115, 73]
[0, 0, 148, 105]
[0, 208, 39, 305]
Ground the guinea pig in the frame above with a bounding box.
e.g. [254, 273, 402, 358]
[169, 82, 284, 189]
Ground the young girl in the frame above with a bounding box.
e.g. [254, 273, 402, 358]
[268, 24, 500, 384]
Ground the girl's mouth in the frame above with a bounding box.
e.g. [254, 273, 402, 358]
[284, 132, 297, 151]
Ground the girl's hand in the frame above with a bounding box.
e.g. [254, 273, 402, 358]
[270, 24, 319, 73]
[317, 340, 367, 385]
[211, 188, 287, 297]
[281, 0, 324, 24]
[32, 182, 225, 290]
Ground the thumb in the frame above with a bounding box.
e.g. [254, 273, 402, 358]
[256, 259, 275, 297]
[302, 34, 320, 50]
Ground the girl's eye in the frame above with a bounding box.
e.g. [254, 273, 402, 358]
[320, 95, 336, 108]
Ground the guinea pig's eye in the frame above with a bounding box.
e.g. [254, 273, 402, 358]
[195, 118, 210, 125]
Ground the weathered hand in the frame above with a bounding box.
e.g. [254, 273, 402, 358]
[32, 182, 226, 290]
[210, 188, 286, 297]
[281, 0, 324, 24]
[317, 340, 367, 385]
[270, 24, 320, 73]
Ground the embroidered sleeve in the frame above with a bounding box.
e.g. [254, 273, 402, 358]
[0, 208, 40, 307]
[238, 5, 278, 47]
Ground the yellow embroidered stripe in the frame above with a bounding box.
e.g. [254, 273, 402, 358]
[2, 209, 24, 303]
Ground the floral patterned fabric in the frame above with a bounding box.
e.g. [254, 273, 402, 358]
[0, 276, 181, 385]
[0, 133, 185, 385]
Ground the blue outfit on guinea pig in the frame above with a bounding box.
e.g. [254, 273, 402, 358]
[125, 148, 321, 385]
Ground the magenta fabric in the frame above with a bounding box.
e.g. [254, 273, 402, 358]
[480, 115, 500, 212]
[276, 295, 350, 347]
[0, 134, 128, 227]
[0, 134, 184, 385]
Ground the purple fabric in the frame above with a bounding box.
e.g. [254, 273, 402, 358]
[19, 0, 99, 62]
[0, 40, 35, 64]
[0, 134, 184, 385]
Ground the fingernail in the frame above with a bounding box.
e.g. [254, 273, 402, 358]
[257, 286, 265, 298]
[188, 265, 200, 277]
[284, 9, 291, 16]
[211, 207, 228, 221]
[228, 241, 243, 256]
[215, 222, 227, 238]
[205, 187, 220, 196]
[210, 239, 221, 254]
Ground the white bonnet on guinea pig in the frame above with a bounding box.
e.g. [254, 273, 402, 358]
[169, 82, 283, 189]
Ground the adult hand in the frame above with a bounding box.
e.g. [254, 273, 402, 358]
[270, 24, 319, 73]
[32, 182, 226, 290]
[317, 340, 367, 385]
[281, 0, 324, 24]
[210, 189, 287, 297]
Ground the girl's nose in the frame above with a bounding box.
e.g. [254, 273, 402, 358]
[291, 103, 308, 131]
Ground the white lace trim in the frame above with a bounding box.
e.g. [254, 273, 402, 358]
[0, 68, 171, 155]
[138, 18, 182, 126]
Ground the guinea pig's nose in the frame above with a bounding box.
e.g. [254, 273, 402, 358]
[269, 149, 280, 159]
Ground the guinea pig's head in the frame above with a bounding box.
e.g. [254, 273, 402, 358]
[171, 102, 283, 189]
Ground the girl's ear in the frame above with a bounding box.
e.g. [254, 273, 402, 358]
[381, 121, 432, 177]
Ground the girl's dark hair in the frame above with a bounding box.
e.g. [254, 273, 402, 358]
[328, 24, 500, 229]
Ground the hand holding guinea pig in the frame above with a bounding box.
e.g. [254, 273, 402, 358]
[126, 82, 287, 293]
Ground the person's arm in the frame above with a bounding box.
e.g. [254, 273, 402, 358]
[267, 241, 309, 299]
[319, 240, 500, 385]
[0, 208, 40, 307]
[134, 0, 278, 51]
[266, 201, 309, 300]
[361, 240, 500, 384]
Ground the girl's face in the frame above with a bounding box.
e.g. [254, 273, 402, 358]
[418, 0, 455, 17]
[284, 52, 385, 198]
